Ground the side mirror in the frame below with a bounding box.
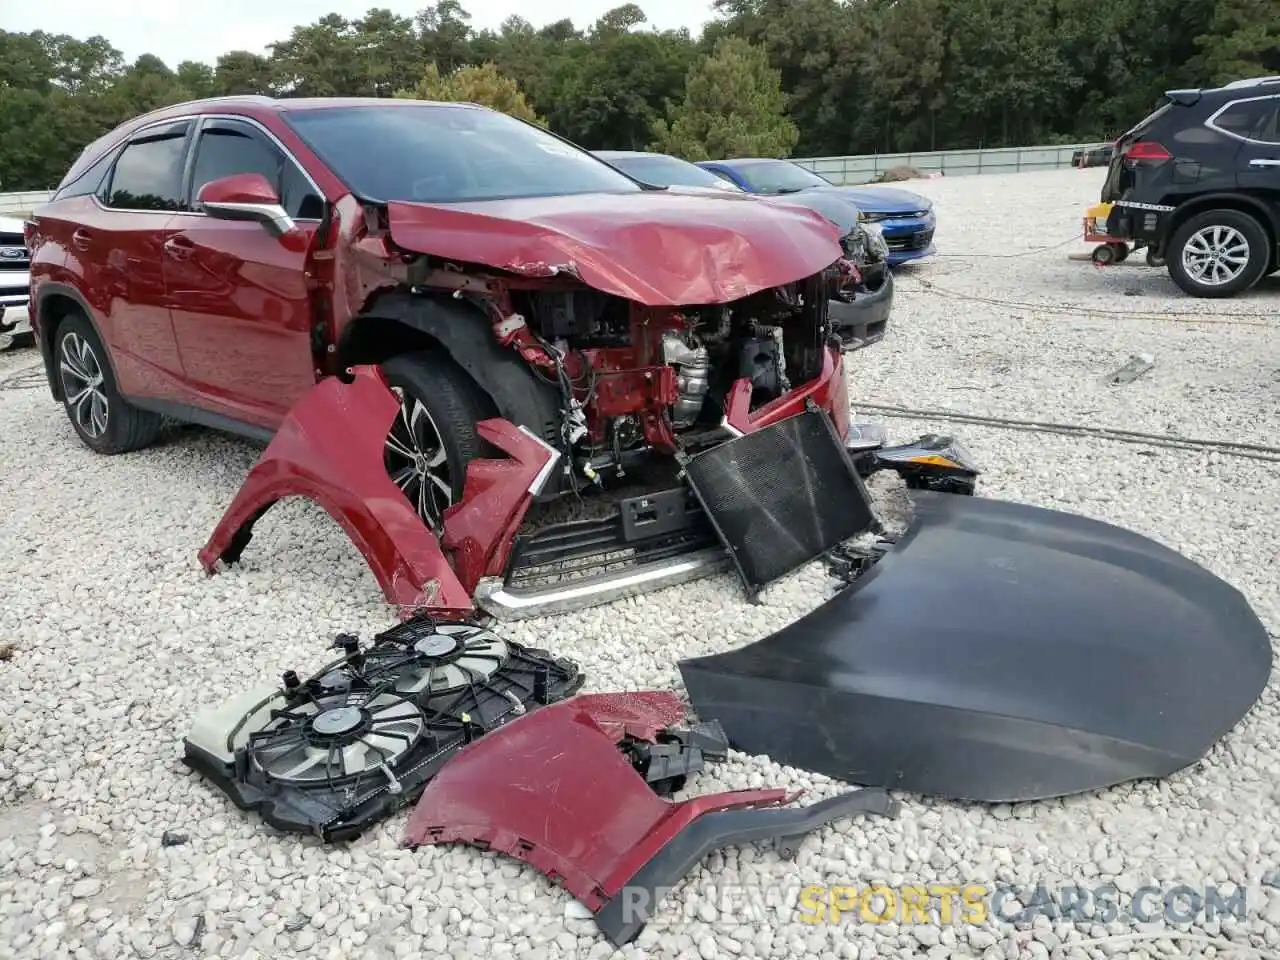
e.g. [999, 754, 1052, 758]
[196, 173, 295, 238]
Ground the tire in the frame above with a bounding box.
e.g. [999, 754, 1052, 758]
[1091, 245, 1116, 266]
[1166, 209, 1270, 298]
[1113, 244, 1130, 263]
[380, 350, 497, 533]
[1146, 249, 1167, 268]
[53, 311, 162, 454]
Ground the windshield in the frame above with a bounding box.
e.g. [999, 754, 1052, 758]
[607, 154, 740, 190]
[284, 104, 643, 203]
[731, 160, 830, 193]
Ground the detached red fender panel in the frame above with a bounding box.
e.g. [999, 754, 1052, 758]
[403, 691, 900, 946]
[198, 365, 558, 618]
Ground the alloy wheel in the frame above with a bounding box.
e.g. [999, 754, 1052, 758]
[1181, 225, 1250, 287]
[58, 331, 109, 439]
[384, 386, 454, 531]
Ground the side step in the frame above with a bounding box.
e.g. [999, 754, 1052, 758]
[476, 488, 731, 620]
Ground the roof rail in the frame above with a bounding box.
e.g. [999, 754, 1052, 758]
[1222, 76, 1280, 89]
[128, 94, 275, 123]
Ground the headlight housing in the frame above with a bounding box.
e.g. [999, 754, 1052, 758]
[861, 222, 889, 258]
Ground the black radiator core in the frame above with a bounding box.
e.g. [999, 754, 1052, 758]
[681, 408, 877, 597]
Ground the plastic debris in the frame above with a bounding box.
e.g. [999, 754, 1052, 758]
[1104, 353, 1156, 386]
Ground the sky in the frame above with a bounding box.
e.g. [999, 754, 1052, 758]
[7, 0, 720, 68]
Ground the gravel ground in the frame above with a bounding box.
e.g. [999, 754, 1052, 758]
[2, 166, 1279, 960]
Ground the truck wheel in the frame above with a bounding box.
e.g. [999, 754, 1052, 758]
[54, 311, 162, 454]
[1167, 209, 1270, 298]
[1091, 245, 1116, 266]
[380, 350, 495, 533]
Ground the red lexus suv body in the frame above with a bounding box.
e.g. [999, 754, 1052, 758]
[26, 96, 861, 614]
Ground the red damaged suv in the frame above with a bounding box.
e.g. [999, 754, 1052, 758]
[27, 96, 871, 615]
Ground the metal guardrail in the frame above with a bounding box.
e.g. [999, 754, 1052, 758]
[0, 190, 53, 216]
[0, 142, 1104, 210]
[792, 142, 1105, 184]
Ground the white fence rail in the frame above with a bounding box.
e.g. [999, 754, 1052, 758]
[793, 142, 1103, 184]
[0, 191, 53, 216]
[0, 142, 1102, 211]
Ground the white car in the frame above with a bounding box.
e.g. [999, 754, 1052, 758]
[0, 215, 32, 350]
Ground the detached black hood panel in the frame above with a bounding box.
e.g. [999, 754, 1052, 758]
[679, 492, 1272, 802]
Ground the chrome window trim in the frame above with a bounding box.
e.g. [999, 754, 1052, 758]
[1203, 95, 1280, 146]
[92, 112, 326, 222]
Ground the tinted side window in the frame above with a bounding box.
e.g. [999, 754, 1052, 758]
[1253, 99, 1280, 144]
[190, 123, 325, 219]
[1212, 98, 1279, 141]
[105, 128, 189, 212]
[54, 149, 116, 201]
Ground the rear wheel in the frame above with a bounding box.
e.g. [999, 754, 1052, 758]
[380, 350, 495, 533]
[1167, 209, 1269, 298]
[54, 311, 162, 454]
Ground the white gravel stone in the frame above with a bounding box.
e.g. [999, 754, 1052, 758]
[0, 167, 1277, 960]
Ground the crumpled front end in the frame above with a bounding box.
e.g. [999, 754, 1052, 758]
[201, 189, 868, 620]
[827, 224, 894, 351]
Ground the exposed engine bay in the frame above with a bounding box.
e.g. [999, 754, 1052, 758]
[491, 271, 833, 491]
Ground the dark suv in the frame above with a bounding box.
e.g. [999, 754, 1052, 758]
[1102, 76, 1280, 298]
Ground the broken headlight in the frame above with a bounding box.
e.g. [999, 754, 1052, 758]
[861, 222, 889, 259]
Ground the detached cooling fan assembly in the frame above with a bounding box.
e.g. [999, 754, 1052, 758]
[182, 616, 584, 841]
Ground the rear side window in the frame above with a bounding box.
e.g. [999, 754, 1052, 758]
[189, 121, 326, 219]
[104, 125, 190, 212]
[1209, 98, 1280, 142]
[53, 149, 116, 201]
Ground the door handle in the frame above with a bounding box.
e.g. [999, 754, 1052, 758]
[1249, 158, 1280, 167]
[163, 236, 195, 260]
[71, 228, 91, 252]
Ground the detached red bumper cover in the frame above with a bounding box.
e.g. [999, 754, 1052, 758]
[403, 691, 899, 946]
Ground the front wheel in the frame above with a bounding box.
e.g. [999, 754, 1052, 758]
[1166, 209, 1270, 298]
[54, 311, 162, 454]
[380, 351, 495, 533]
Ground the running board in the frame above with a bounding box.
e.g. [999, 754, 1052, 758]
[475, 548, 732, 620]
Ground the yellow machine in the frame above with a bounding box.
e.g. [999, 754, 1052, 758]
[1083, 201, 1130, 264]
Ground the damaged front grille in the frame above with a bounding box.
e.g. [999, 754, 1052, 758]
[504, 487, 721, 591]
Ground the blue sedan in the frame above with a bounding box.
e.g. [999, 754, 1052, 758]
[695, 158, 937, 266]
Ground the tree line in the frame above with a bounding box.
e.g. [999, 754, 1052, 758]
[1, 0, 1277, 192]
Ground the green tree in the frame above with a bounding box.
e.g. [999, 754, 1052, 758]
[269, 14, 363, 96]
[548, 8, 698, 149]
[1197, 0, 1280, 83]
[176, 61, 216, 99]
[704, 0, 862, 156]
[214, 51, 275, 96]
[651, 37, 797, 161]
[417, 1, 475, 73]
[396, 61, 544, 124]
[354, 8, 421, 96]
